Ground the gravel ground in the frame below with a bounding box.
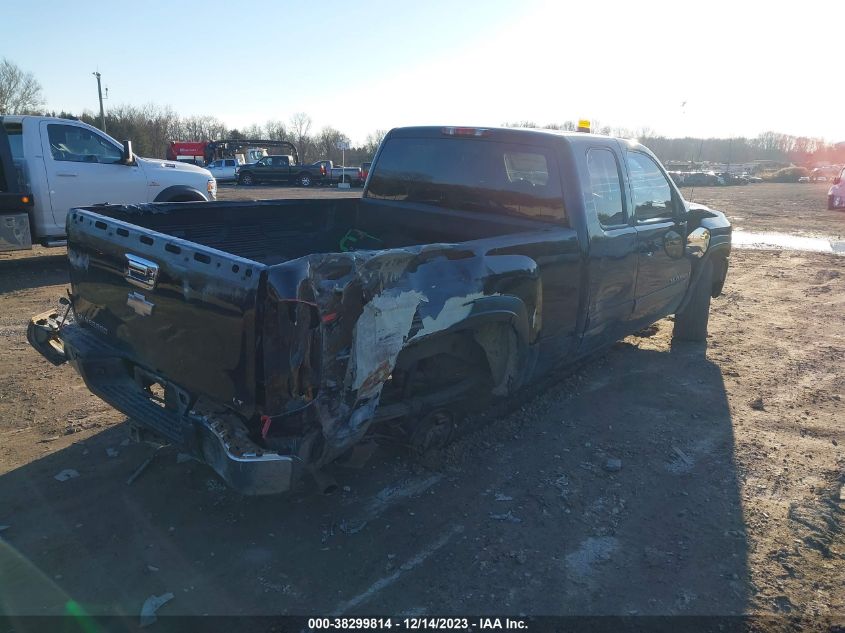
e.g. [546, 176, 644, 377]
[0, 183, 841, 627]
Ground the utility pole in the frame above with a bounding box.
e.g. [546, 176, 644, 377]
[92, 71, 106, 133]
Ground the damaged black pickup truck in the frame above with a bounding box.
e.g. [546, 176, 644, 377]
[28, 126, 731, 495]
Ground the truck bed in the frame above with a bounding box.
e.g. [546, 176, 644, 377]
[98, 197, 556, 265]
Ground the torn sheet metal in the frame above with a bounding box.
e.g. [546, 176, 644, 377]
[263, 242, 542, 463]
[349, 289, 426, 398]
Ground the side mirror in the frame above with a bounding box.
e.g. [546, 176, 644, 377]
[685, 227, 710, 258]
[121, 140, 134, 165]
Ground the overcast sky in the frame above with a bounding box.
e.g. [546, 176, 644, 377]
[4, 0, 841, 144]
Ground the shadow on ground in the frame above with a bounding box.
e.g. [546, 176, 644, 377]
[0, 255, 69, 293]
[0, 336, 748, 621]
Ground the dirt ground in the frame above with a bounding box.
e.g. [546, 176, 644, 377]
[0, 183, 842, 625]
[689, 182, 841, 238]
[216, 182, 363, 202]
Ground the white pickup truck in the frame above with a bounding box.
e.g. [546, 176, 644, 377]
[311, 160, 362, 186]
[0, 115, 217, 252]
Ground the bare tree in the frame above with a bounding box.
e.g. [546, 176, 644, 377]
[289, 112, 313, 162]
[316, 127, 350, 163]
[180, 115, 227, 141]
[241, 123, 264, 140]
[265, 120, 288, 141]
[0, 58, 43, 114]
[364, 129, 388, 155]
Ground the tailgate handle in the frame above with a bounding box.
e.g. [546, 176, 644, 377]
[125, 253, 160, 290]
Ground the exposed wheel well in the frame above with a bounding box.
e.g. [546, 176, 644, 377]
[380, 331, 494, 410]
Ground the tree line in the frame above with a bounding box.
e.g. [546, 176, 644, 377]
[504, 121, 845, 168]
[42, 104, 388, 166]
[2, 58, 843, 168]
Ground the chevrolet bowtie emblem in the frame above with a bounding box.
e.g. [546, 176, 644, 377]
[127, 291, 155, 317]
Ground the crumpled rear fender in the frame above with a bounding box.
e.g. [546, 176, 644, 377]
[262, 245, 542, 460]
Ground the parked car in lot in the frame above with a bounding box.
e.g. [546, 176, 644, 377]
[828, 168, 845, 209]
[0, 115, 216, 253]
[667, 171, 685, 186]
[798, 176, 811, 183]
[717, 173, 748, 186]
[237, 154, 326, 187]
[28, 125, 731, 495]
[206, 158, 240, 182]
[682, 171, 721, 186]
[330, 164, 360, 185]
[360, 161, 372, 184]
[312, 160, 366, 186]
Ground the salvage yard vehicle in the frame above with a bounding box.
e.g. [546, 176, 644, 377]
[237, 154, 326, 187]
[0, 121, 34, 249]
[0, 116, 216, 253]
[236, 141, 325, 187]
[828, 167, 845, 209]
[28, 125, 732, 495]
[206, 158, 240, 182]
[311, 160, 361, 185]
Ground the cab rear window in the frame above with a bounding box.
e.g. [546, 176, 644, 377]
[1, 123, 23, 192]
[366, 137, 566, 222]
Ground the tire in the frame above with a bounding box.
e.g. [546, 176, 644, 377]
[298, 173, 313, 187]
[239, 172, 254, 186]
[673, 259, 714, 342]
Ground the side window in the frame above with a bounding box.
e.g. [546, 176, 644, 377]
[625, 152, 675, 222]
[224, 159, 235, 167]
[585, 149, 626, 227]
[47, 124, 122, 164]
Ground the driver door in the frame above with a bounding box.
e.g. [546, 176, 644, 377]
[39, 121, 146, 231]
[625, 150, 691, 321]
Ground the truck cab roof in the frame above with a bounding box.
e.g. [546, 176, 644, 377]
[386, 125, 652, 156]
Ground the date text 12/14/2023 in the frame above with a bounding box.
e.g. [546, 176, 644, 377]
[307, 618, 528, 630]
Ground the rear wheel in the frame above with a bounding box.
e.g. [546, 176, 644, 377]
[298, 173, 313, 187]
[376, 333, 493, 452]
[673, 259, 714, 342]
[409, 409, 456, 454]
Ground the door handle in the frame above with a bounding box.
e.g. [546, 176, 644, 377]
[56, 172, 78, 177]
